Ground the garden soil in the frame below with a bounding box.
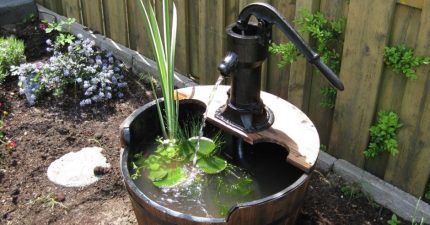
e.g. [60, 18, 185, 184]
[0, 19, 405, 225]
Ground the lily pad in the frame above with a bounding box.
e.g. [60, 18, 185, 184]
[147, 169, 168, 181]
[153, 167, 187, 188]
[197, 156, 227, 174]
[188, 137, 217, 157]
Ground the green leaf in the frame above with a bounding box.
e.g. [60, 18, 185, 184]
[197, 156, 227, 174]
[148, 169, 168, 181]
[188, 136, 217, 156]
[153, 167, 187, 188]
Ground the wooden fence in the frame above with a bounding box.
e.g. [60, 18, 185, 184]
[36, 0, 430, 198]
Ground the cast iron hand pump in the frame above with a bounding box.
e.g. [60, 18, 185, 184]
[217, 3, 344, 133]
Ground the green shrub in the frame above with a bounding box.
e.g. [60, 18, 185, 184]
[384, 45, 430, 80]
[364, 111, 402, 158]
[0, 37, 26, 83]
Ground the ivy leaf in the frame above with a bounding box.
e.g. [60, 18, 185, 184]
[197, 156, 227, 174]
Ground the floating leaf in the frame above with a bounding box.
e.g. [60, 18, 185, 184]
[188, 137, 217, 157]
[148, 169, 168, 181]
[197, 156, 227, 174]
[153, 167, 187, 188]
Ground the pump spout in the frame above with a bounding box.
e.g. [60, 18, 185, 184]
[237, 3, 344, 91]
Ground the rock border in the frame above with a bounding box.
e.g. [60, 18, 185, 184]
[37, 4, 430, 223]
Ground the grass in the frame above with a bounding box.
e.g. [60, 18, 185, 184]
[0, 37, 25, 83]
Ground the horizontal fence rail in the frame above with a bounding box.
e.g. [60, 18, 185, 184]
[36, 0, 430, 198]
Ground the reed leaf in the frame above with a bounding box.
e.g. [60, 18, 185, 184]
[137, 0, 178, 140]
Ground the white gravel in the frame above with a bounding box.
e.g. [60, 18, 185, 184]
[47, 147, 110, 187]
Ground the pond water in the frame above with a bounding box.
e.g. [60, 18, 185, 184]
[131, 134, 303, 218]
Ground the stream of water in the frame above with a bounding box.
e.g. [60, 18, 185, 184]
[192, 75, 225, 166]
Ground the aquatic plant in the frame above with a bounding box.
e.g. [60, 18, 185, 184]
[138, 0, 178, 140]
[0, 37, 26, 84]
[10, 34, 127, 106]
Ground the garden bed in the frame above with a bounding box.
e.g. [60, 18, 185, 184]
[0, 18, 407, 225]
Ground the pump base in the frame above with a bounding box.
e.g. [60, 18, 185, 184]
[215, 104, 274, 133]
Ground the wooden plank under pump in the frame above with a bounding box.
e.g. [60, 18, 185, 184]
[63, 0, 82, 23]
[103, 0, 129, 47]
[384, 0, 430, 197]
[288, 0, 320, 112]
[176, 86, 320, 173]
[266, 0, 296, 99]
[307, 0, 349, 148]
[328, 0, 396, 167]
[365, 4, 421, 178]
[81, 0, 104, 34]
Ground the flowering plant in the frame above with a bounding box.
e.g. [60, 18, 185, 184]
[11, 34, 127, 106]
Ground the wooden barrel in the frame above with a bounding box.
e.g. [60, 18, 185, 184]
[120, 87, 319, 225]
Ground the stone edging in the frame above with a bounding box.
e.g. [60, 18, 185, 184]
[37, 4, 429, 224]
[317, 151, 430, 223]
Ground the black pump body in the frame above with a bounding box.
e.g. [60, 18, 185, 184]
[216, 3, 344, 133]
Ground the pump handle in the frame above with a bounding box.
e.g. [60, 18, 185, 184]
[237, 3, 344, 91]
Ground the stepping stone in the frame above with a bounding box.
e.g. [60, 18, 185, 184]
[47, 147, 111, 187]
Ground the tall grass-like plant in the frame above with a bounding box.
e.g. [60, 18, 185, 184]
[137, 0, 178, 141]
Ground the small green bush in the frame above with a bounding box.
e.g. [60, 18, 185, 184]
[384, 45, 430, 80]
[0, 37, 26, 83]
[364, 111, 402, 158]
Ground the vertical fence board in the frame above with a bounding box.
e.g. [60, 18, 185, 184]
[203, 0, 225, 84]
[81, 0, 104, 34]
[384, 1, 430, 197]
[287, 0, 320, 111]
[365, 4, 421, 178]
[174, 0, 189, 74]
[103, 0, 129, 47]
[63, 0, 82, 23]
[307, 0, 348, 147]
[127, 0, 153, 58]
[266, 0, 296, 99]
[328, 0, 396, 167]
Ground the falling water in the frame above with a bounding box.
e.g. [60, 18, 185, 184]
[192, 75, 225, 166]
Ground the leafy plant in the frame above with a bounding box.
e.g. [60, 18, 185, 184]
[0, 37, 26, 84]
[138, 0, 178, 140]
[269, 10, 345, 108]
[269, 42, 299, 68]
[340, 184, 362, 200]
[364, 111, 403, 158]
[28, 194, 68, 210]
[44, 18, 75, 34]
[320, 86, 337, 109]
[11, 34, 127, 106]
[387, 214, 401, 225]
[384, 45, 430, 80]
